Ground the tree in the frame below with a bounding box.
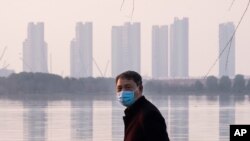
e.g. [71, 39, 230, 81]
[194, 80, 204, 91]
[219, 76, 232, 92]
[206, 76, 218, 91]
[246, 79, 250, 91]
[233, 74, 245, 93]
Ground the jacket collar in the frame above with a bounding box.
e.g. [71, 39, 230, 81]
[124, 96, 145, 116]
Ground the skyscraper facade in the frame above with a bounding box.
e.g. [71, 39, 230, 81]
[170, 18, 189, 78]
[23, 22, 48, 73]
[111, 22, 141, 77]
[70, 22, 93, 78]
[219, 22, 235, 78]
[152, 25, 168, 79]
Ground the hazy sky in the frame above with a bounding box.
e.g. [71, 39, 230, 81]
[0, 0, 250, 77]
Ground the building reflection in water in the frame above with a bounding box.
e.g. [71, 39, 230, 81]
[1, 94, 248, 141]
[23, 100, 48, 141]
[169, 95, 189, 141]
[219, 95, 235, 141]
[71, 99, 93, 141]
[112, 100, 124, 141]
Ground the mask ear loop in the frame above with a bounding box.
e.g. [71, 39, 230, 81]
[116, 91, 122, 97]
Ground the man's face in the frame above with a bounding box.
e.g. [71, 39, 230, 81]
[116, 78, 141, 99]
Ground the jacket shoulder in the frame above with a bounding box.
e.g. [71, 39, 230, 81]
[141, 98, 162, 114]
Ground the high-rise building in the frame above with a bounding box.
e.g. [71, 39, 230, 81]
[219, 22, 235, 78]
[152, 25, 168, 79]
[23, 22, 48, 73]
[170, 18, 189, 78]
[70, 22, 93, 78]
[111, 22, 141, 77]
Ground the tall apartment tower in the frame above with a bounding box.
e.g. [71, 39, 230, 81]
[219, 22, 235, 78]
[70, 22, 93, 78]
[23, 22, 48, 73]
[152, 25, 168, 79]
[111, 22, 141, 77]
[170, 18, 189, 78]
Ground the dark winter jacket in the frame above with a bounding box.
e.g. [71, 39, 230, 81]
[123, 96, 170, 141]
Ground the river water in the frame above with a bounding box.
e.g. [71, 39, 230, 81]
[0, 94, 249, 141]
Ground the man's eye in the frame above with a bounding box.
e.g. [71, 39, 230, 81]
[117, 88, 122, 92]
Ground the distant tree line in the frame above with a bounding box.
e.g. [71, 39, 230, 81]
[144, 74, 250, 94]
[0, 72, 115, 95]
[0, 72, 249, 96]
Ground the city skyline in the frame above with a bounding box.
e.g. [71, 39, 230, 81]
[0, 0, 249, 77]
[18, 21, 241, 79]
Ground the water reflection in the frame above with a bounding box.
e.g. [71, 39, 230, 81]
[169, 95, 189, 141]
[112, 100, 124, 141]
[219, 95, 235, 141]
[71, 99, 92, 141]
[0, 94, 250, 141]
[23, 100, 48, 141]
[92, 100, 112, 141]
[47, 101, 71, 141]
[189, 95, 219, 141]
[235, 95, 250, 124]
[0, 100, 24, 141]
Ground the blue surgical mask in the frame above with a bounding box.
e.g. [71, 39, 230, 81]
[117, 91, 136, 107]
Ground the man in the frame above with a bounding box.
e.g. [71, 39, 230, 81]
[115, 70, 170, 141]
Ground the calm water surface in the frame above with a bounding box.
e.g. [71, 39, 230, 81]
[0, 94, 249, 141]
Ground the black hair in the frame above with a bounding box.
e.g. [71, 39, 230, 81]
[115, 70, 143, 88]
